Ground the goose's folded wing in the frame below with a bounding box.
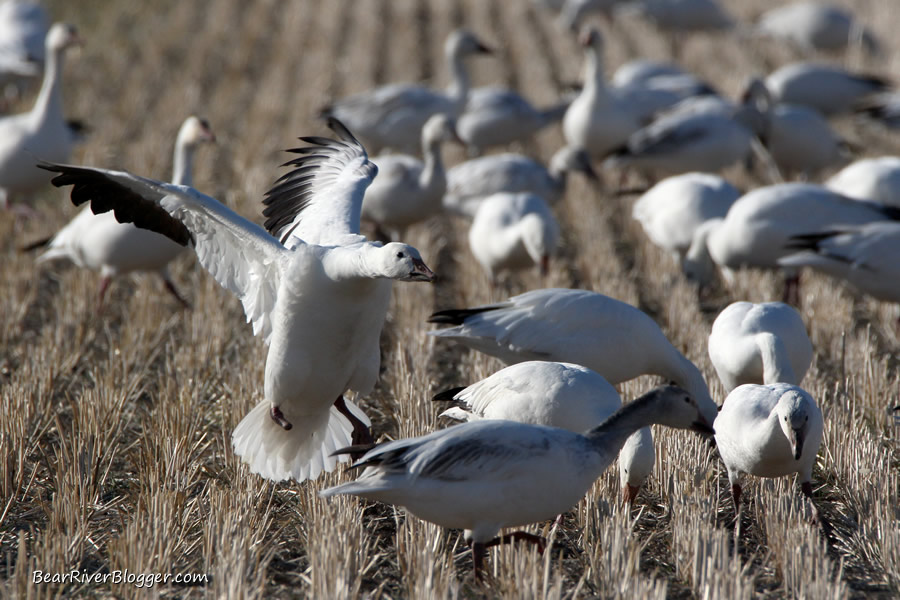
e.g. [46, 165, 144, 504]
[41, 162, 289, 344]
[262, 117, 377, 248]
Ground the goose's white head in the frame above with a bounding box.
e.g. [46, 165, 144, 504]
[775, 388, 815, 460]
[422, 114, 459, 148]
[446, 29, 492, 58]
[376, 243, 436, 282]
[642, 385, 715, 435]
[177, 116, 217, 148]
[46, 23, 82, 55]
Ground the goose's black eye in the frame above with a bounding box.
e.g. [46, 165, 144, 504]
[683, 396, 690, 404]
[396, 251, 405, 259]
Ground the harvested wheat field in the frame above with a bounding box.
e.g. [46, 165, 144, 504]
[2, 0, 900, 597]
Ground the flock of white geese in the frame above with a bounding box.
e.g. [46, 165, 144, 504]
[3, 0, 900, 583]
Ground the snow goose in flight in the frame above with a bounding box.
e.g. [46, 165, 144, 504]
[708, 301, 812, 393]
[0, 22, 80, 212]
[826, 156, 900, 208]
[761, 62, 889, 116]
[754, 2, 879, 55]
[562, 27, 642, 160]
[715, 383, 823, 519]
[632, 172, 740, 267]
[779, 222, 900, 315]
[31, 116, 215, 309]
[434, 361, 656, 505]
[467, 192, 560, 281]
[319, 29, 490, 156]
[428, 287, 719, 425]
[41, 119, 436, 483]
[322, 385, 713, 580]
[443, 146, 595, 219]
[682, 183, 900, 302]
[360, 114, 456, 240]
[456, 86, 571, 156]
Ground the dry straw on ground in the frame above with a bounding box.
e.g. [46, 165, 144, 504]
[1, 0, 899, 597]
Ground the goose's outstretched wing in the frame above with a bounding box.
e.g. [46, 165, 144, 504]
[41, 162, 290, 344]
[262, 118, 378, 248]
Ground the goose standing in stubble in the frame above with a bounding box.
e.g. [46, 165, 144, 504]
[715, 383, 823, 519]
[320, 29, 490, 155]
[41, 119, 436, 483]
[322, 385, 713, 580]
[32, 116, 216, 309]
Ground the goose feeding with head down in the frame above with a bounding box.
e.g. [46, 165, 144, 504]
[631, 172, 740, 266]
[319, 29, 491, 156]
[360, 113, 456, 240]
[0, 22, 80, 212]
[779, 222, 900, 316]
[456, 86, 571, 156]
[31, 116, 216, 309]
[41, 119, 436, 484]
[322, 385, 713, 580]
[434, 361, 656, 505]
[708, 301, 812, 393]
[760, 62, 889, 116]
[443, 146, 595, 219]
[682, 183, 900, 302]
[428, 287, 719, 425]
[714, 383, 823, 518]
[467, 192, 560, 281]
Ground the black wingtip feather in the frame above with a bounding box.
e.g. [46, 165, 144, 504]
[432, 387, 467, 402]
[260, 120, 372, 241]
[38, 161, 194, 247]
[427, 305, 502, 325]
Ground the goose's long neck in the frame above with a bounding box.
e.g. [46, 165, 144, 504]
[583, 47, 609, 101]
[585, 395, 659, 456]
[32, 47, 64, 124]
[172, 135, 196, 186]
[445, 49, 471, 108]
[418, 136, 446, 194]
[756, 333, 797, 385]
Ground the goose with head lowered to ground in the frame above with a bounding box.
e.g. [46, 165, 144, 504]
[40, 119, 436, 483]
[428, 287, 719, 425]
[434, 361, 656, 505]
[322, 385, 713, 580]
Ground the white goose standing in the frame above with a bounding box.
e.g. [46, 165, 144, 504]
[428, 287, 719, 425]
[361, 113, 456, 240]
[322, 385, 713, 579]
[320, 29, 490, 155]
[41, 119, 436, 483]
[433, 361, 656, 504]
[563, 27, 641, 160]
[708, 301, 812, 393]
[715, 383, 823, 518]
[0, 22, 80, 210]
[33, 116, 216, 308]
